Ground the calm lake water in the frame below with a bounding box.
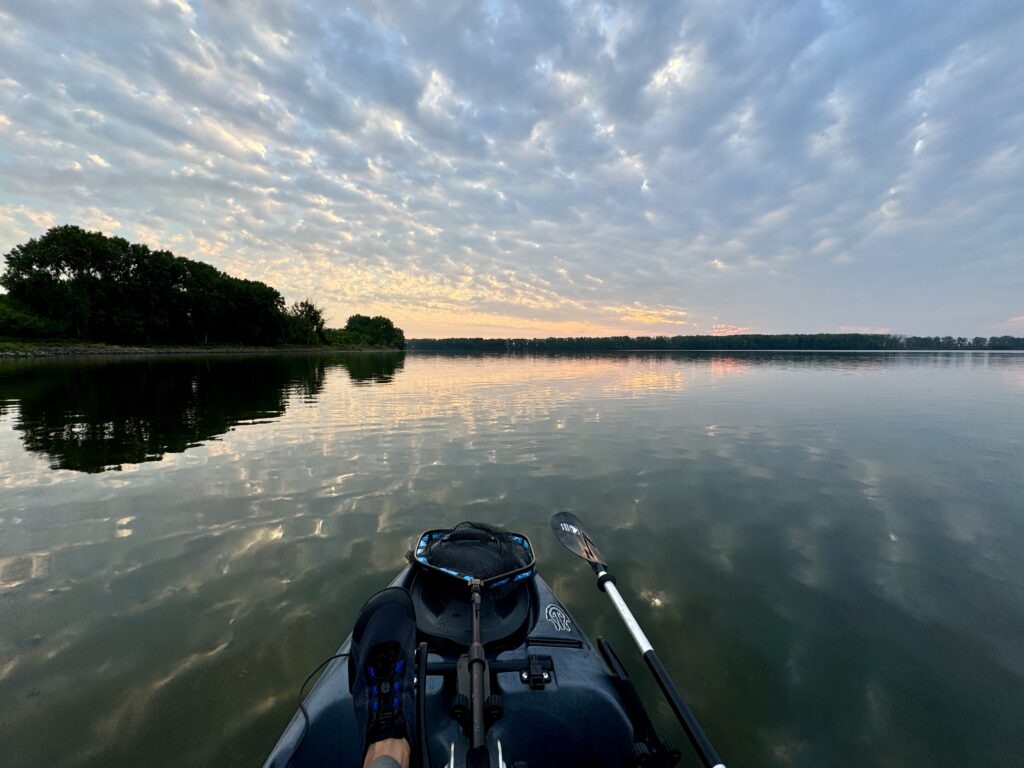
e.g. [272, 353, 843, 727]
[1, 351, 1022, 767]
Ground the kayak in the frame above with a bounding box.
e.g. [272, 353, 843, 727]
[263, 517, 724, 768]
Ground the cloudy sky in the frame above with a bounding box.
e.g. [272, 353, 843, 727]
[1, 0, 1021, 337]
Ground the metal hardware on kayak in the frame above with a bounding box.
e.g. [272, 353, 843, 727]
[468, 578, 487, 755]
[551, 511, 727, 768]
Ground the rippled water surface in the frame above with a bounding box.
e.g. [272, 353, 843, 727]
[1, 351, 1022, 768]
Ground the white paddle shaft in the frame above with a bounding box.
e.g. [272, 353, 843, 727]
[597, 570, 654, 654]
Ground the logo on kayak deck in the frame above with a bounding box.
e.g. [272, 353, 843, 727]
[545, 603, 572, 632]
[559, 522, 580, 535]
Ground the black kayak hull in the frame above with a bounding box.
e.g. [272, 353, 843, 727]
[265, 566, 653, 767]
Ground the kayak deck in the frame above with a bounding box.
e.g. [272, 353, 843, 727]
[264, 567, 646, 767]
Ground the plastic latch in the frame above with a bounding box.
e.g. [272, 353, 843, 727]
[527, 656, 547, 690]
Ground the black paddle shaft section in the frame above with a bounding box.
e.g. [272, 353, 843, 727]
[644, 649, 723, 768]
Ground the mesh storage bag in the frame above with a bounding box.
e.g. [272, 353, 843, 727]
[412, 522, 535, 587]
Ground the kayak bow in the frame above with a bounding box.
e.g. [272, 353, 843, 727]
[265, 520, 721, 768]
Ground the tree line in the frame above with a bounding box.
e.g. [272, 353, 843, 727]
[409, 334, 1024, 351]
[0, 225, 404, 349]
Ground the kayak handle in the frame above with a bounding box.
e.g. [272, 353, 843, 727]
[445, 529, 496, 543]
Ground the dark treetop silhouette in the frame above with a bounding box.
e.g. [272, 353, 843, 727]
[0, 225, 404, 349]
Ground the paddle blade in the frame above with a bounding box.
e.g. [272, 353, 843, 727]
[550, 512, 607, 570]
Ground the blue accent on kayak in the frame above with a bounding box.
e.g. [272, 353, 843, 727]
[413, 526, 536, 589]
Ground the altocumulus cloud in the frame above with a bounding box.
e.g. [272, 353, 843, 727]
[0, 0, 1021, 336]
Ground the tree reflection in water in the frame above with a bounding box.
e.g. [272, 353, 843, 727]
[0, 352, 405, 473]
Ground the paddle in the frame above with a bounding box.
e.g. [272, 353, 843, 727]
[551, 512, 726, 768]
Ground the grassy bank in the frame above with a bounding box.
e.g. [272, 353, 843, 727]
[0, 341, 401, 358]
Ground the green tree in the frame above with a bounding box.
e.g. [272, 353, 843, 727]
[1, 225, 290, 345]
[0, 294, 60, 338]
[286, 300, 327, 345]
[343, 314, 406, 348]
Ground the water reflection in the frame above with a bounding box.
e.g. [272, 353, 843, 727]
[0, 351, 1022, 768]
[340, 352, 406, 384]
[0, 353, 404, 473]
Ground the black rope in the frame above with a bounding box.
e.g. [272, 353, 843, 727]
[286, 652, 349, 768]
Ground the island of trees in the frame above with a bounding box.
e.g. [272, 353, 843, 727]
[409, 334, 1024, 351]
[0, 226, 405, 349]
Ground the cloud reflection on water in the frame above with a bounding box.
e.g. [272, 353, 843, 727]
[0, 352, 1022, 767]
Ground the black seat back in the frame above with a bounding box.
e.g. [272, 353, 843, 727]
[409, 569, 534, 650]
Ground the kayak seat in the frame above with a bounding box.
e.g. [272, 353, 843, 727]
[409, 568, 534, 652]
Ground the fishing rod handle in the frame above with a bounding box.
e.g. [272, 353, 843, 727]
[598, 573, 725, 768]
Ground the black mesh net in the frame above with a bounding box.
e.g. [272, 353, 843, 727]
[420, 522, 532, 581]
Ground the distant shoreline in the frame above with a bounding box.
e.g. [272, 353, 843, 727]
[0, 343, 402, 358]
[4, 343, 1021, 359]
[406, 348, 1024, 354]
[408, 333, 1024, 352]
